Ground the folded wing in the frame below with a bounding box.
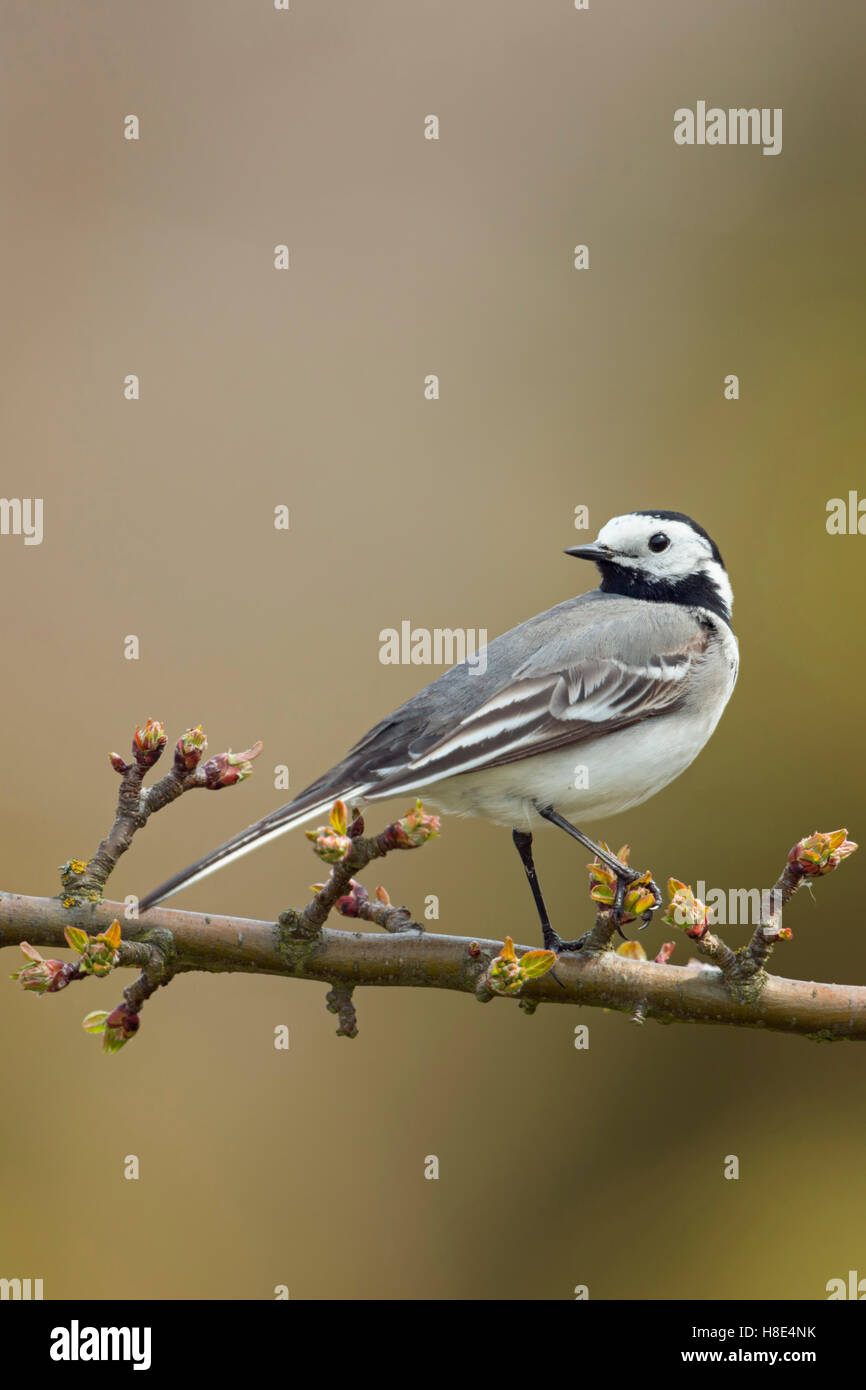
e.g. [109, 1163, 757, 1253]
[369, 629, 707, 792]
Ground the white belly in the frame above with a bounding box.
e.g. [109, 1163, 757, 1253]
[417, 705, 727, 831]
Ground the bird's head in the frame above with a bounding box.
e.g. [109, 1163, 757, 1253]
[566, 510, 733, 623]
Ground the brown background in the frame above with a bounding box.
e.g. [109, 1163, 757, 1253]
[1, 0, 864, 1299]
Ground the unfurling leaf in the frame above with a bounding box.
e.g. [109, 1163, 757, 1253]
[616, 940, 647, 961]
[202, 740, 264, 789]
[133, 718, 167, 769]
[662, 879, 710, 939]
[64, 926, 90, 956]
[486, 937, 556, 995]
[788, 830, 858, 878]
[82, 1010, 109, 1034]
[305, 828, 352, 863]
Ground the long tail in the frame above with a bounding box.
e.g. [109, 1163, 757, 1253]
[138, 783, 369, 912]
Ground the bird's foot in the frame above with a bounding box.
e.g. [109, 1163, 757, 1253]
[543, 927, 591, 954]
[542, 870, 663, 953]
[612, 871, 664, 936]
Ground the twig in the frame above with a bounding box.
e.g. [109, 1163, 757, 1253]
[62, 721, 262, 904]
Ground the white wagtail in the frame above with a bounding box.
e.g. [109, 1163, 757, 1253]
[140, 510, 738, 951]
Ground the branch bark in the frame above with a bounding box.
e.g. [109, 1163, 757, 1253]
[2, 890, 865, 1042]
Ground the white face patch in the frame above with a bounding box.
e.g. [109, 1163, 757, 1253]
[594, 513, 733, 613]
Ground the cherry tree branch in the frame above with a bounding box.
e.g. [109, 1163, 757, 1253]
[1, 719, 861, 1048]
[1, 889, 865, 1041]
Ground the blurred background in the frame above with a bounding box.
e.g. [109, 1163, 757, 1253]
[1, 0, 864, 1299]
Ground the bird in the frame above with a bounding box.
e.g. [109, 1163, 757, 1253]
[140, 510, 738, 953]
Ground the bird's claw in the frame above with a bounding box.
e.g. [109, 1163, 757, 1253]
[639, 876, 664, 929]
[546, 870, 663, 952]
[612, 871, 663, 935]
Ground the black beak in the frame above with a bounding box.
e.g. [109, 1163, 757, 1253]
[564, 542, 614, 562]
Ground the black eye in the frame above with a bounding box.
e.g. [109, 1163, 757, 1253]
[648, 532, 670, 553]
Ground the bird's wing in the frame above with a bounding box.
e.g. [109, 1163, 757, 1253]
[371, 616, 709, 789]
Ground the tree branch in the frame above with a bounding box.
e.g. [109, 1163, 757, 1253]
[1, 890, 865, 1040]
[2, 718, 861, 1048]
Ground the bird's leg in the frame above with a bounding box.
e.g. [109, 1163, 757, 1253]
[535, 804, 663, 935]
[512, 828, 591, 955]
[512, 828, 557, 951]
